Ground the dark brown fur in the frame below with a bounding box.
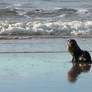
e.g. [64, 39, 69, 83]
[67, 39, 91, 62]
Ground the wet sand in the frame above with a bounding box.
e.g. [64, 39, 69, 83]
[0, 38, 92, 92]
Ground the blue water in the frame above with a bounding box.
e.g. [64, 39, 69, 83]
[0, 0, 92, 91]
[0, 38, 92, 92]
[0, 53, 92, 92]
[0, 0, 92, 9]
[0, 53, 70, 92]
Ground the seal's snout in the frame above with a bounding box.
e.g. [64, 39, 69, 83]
[68, 39, 71, 43]
[67, 39, 77, 46]
[67, 39, 71, 44]
[67, 39, 73, 46]
[67, 40, 71, 47]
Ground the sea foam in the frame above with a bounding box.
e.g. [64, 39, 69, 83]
[0, 21, 92, 36]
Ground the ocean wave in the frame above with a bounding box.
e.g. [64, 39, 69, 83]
[0, 21, 92, 36]
[0, 7, 91, 20]
[0, 7, 89, 17]
[25, 8, 77, 17]
[0, 8, 18, 16]
[25, 8, 92, 18]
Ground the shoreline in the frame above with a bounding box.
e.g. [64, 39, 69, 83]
[0, 37, 91, 54]
[0, 35, 92, 40]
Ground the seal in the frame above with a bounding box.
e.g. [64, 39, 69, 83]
[67, 39, 91, 62]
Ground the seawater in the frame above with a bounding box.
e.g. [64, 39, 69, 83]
[0, 0, 92, 36]
[0, 38, 92, 92]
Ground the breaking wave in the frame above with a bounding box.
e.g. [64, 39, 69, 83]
[0, 21, 92, 36]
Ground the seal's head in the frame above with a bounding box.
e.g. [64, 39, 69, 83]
[67, 39, 77, 48]
[67, 39, 80, 56]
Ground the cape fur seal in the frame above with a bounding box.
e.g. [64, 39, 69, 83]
[67, 39, 91, 62]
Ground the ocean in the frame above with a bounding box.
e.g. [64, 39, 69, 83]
[0, 0, 92, 36]
[0, 1, 92, 92]
[0, 38, 92, 92]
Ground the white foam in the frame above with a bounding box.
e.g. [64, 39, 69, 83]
[58, 14, 66, 18]
[0, 21, 92, 36]
[77, 8, 90, 15]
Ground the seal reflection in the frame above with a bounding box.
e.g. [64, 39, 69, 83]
[68, 62, 92, 83]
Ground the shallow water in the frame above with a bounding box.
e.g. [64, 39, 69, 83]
[0, 38, 92, 92]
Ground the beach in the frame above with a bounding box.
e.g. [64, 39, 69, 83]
[0, 38, 92, 92]
[0, 0, 92, 91]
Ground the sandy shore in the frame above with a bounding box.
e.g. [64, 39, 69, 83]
[0, 38, 92, 92]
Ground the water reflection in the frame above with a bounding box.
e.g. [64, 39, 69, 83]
[68, 62, 92, 83]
